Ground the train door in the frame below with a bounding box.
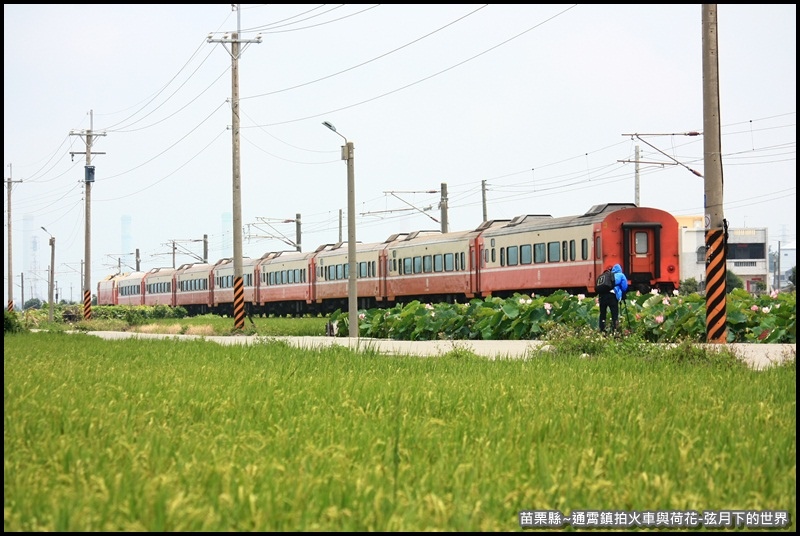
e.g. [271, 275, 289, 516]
[469, 238, 480, 297]
[622, 222, 662, 292]
[308, 257, 317, 304]
[378, 249, 388, 302]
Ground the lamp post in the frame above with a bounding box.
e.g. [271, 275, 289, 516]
[41, 227, 55, 322]
[322, 121, 358, 338]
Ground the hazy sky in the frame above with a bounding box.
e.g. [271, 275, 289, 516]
[4, 4, 796, 304]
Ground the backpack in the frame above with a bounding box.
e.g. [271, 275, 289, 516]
[596, 269, 616, 293]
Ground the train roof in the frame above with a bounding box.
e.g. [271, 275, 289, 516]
[480, 203, 641, 235]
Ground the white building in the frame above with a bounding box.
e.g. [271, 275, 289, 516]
[770, 240, 796, 290]
[677, 216, 770, 294]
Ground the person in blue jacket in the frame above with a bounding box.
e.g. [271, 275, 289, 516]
[598, 263, 629, 334]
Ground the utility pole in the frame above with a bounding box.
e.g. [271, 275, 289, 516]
[702, 4, 727, 343]
[19, 273, 24, 311]
[634, 145, 640, 206]
[41, 227, 55, 322]
[481, 180, 488, 222]
[295, 214, 302, 252]
[6, 164, 22, 311]
[208, 5, 261, 331]
[70, 110, 106, 320]
[439, 183, 449, 233]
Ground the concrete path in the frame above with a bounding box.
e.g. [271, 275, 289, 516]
[83, 331, 795, 371]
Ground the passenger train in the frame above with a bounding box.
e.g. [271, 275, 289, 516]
[97, 203, 681, 316]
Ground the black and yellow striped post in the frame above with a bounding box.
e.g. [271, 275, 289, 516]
[83, 289, 92, 321]
[704, 223, 727, 343]
[233, 276, 245, 331]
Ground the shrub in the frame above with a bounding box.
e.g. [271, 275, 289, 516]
[4, 309, 26, 333]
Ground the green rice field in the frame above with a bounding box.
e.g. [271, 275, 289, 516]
[4, 331, 796, 531]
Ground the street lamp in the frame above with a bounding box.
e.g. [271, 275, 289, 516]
[322, 121, 358, 338]
[41, 227, 55, 322]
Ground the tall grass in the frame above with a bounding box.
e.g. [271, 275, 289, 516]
[4, 332, 795, 531]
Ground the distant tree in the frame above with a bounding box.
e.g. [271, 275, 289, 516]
[791, 266, 796, 286]
[726, 271, 744, 293]
[23, 298, 42, 310]
[680, 277, 700, 294]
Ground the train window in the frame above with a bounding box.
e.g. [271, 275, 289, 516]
[595, 236, 602, 259]
[507, 245, 519, 266]
[339, 264, 345, 280]
[500, 247, 506, 267]
[413, 256, 422, 274]
[460, 252, 465, 271]
[434, 254, 443, 272]
[444, 253, 454, 272]
[534, 243, 546, 263]
[423, 255, 432, 273]
[520, 244, 532, 265]
[491, 248, 496, 263]
[582, 239, 589, 260]
[570, 240, 576, 261]
[281, 271, 288, 285]
[491, 238, 495, 247]
[288, 270, 295, 284]
[548, 242, 560, 262]
[562, 241, 568, 261]
[359, 261, 367, 278]
[392, 259, 397, 273]
[635, 232, 649, 254]
[483, 249, 488, 265]
[403, 258, 412, 274]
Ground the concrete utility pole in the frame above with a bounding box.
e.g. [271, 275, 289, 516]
[70, 110, 106, 320]
[41, 227, 55, 322]
[6, 164, 22, 311]
[634, 145, 641, 206]
[702, 4, 727, 343]
[439, 183, 449, 233]
[481, 180, 488, 222]
[208, 4, 261, 331]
